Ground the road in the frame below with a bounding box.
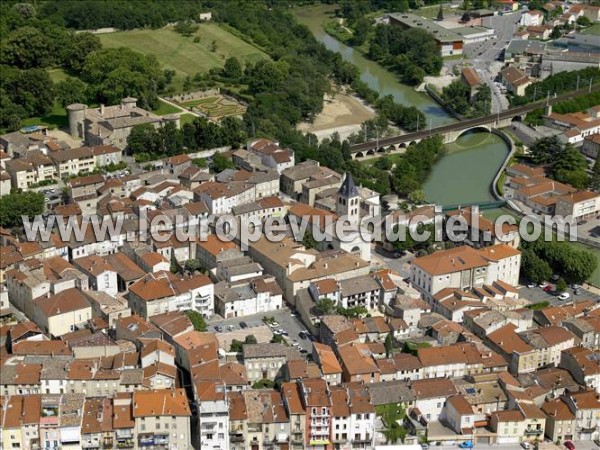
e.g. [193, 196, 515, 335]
[465, 13, 522, 113]
[433, 443, 598, 450]
[207, 306, 314, 352]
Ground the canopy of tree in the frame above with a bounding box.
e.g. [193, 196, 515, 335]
[0, 191, 45, 228]
[521, 238, 598, 285]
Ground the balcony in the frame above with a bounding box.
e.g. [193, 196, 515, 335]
[579, 425, 598, 433]
[524, 429, 543, 436]
[116, 441, 134, 449]
[230, 434, 245, 443]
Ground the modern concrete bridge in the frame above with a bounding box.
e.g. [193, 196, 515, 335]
[349, 86, 600, 159]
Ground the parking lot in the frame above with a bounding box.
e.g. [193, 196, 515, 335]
[207, 306, 314, 353]
[519, 283, 600, 307]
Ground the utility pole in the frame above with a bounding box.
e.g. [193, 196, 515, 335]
[589, 78, 593, 93]
[576, 75, 580, 91]
[416, 115, 420, 132]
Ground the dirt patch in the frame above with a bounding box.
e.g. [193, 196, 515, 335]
[298, 92, 375, 136]
[417, 67, 456, 92]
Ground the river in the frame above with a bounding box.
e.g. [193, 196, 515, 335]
[294, 5, 452, 127]
[294, 5, 509, 204]
[294, 5, 600, 286]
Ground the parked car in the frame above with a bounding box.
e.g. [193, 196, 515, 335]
[227, 325, 234, 330]
[521, 443, 531, 449]
[269, 322, 279, 328]
[539, 281, 549, 288]
[543, 285, 553, 292]
[570, 284, 581, 290]
[552, 274, 561, 281]
[564, 441, 575, 450]
[459, 441, 474, 449]
[574, 288, 582, 295]
[214, 325, 223, 332]
[558, 292, 570, 301]
[239, 321, 248, 329]
[527, 282, 536, 288]
[279, 329, 289, 336]
[298, 331, 307, 340]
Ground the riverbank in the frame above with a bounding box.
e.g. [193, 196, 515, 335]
[293, 5, 453, 127]
[297, 91, 376, 141]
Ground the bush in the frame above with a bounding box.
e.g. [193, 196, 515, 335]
[185, 310, 207, 332]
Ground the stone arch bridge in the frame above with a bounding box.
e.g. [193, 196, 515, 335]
[349, 86, 599, 159]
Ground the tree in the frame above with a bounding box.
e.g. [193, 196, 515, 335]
[127, 123, 159, 155]
[301, 228, 318, 250]
[55, 78, 88, 107]
[65, 32, 101, 72]
[555, 278, 568, 293]
[0, 191, 45, 228]
[529, 136, 565, 164]
[385, 333, 394, 357]
[590, 158, 600, 192]
[315, 297, 337, 315]
[271, 334, 288, 345]
[174, 20, 199, 36]
[408, 189, 426, 205]
[230, 339, 244, 352]
[185, 310, 207, 331]
[577, 16, 592, 27]
[550, 26, 562, 40]
[210, 152, 235, 172]
[245, 335, 258, 345]
[222, 57, 242, 80]
[437, 5, 444, 21]
[521, 250, 553, 284]
[551, 147, 589, 188]
[252, 379, 275, 389]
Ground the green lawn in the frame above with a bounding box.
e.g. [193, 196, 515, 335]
[581, 24, 600, 35]
[99, 25, 268, 93]
[179, 114, 197, 126]
[22, 102, 68, 130]
[48, 68, 69, 83]
[152, 99, 182, 116]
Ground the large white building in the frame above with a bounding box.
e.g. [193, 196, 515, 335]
[410, 244, 521, 298]
[214, 275, 283, 318]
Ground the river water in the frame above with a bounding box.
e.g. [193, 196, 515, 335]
[294, 5, 510, 205]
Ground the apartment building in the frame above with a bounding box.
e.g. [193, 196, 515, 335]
[410, 244, 521, 298]
[128, 272, 214, 319]
[132, 389, 191, 449]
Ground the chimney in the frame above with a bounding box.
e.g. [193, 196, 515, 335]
[100, 104, 105, 116]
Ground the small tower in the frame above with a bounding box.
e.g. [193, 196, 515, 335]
[66, 103, 87, 139]
[336, 172, 360, 222]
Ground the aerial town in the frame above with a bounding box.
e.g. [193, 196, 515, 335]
[0, 1, 599, 450]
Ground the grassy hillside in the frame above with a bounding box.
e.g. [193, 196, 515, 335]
[98, 24, 268, 92]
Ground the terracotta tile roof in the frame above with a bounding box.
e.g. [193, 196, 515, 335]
[228, 391, 248, 421]
[541, 398, 575, 421]
[34, 287, 90, 317]
[447, 395, 474, 415]
[301, 378, 331, 407]
[105, 253, 145, 281]
[133, 389, 190, 417]
[196, 234, 239, 256]
[82, 398, 113, 435]
[313, 342, 343, 375]
[12, 340, 71, 356]
[412, 246, 489, 276]
[112, 394, 134, 429]
[219, 362, 248, 386]
[140, 339, 175, 359]
[281, 382, 305, 415]
[488, 324, 533, 354]
[411, 378, 458, 399]
[195, 380, 226, 402]
[330, 385, 350, 417]
[149, 311, 193, 338]
[462, 67, 482, 87]
[337, 342, 379, 376]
